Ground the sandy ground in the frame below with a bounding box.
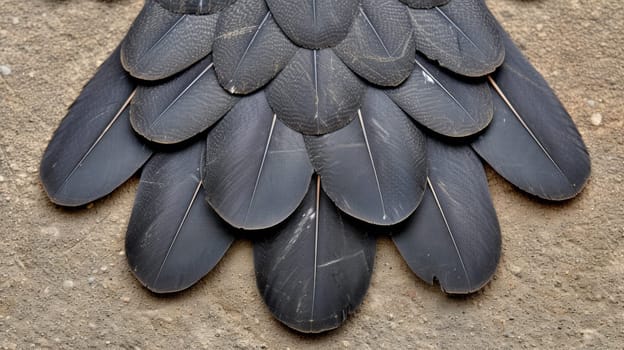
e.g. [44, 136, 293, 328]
[1, 0, 623, 348]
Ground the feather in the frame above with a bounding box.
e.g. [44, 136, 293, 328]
[204, 92, 314, 229]
[126, 139, 234, 293]
[254, 176, 375, 333]
[130, 55, 238, 144]
[265, 0, 359, 48]
[213, 0, 298, 94]
[386, 54, 492, 137]
[40, 46, 152, 207]
[401, 0, 449, 8]
[267, 49, 365, 135]
[393, 137, 501, 294]
[156, 0, 236, 15]
[305, 89, 427, 225]
[121, 0, 218, 80]
[334, 0, 414, 86]
[408, 0, 504, 77]
[472, 32, 591, 200]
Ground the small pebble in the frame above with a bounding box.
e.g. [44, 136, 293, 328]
[11, 17, 19, 25]
[508, 264, 523, 277]
[586, 99, 596, 108]
[120, 296, 130, 303]
[0, 65, 11, 76]
[590, 113, 602, 126]
[62, 280, 74, 289]
[87, 276, 96, 284]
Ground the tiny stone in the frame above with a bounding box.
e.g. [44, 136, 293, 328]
[586, 99, 596, 108]
[0, 175, 5, 182]
[121, 296, 130, 303]
[590, 113, 602, 126]
[0, 65, 11, 76]
[12, 17, 19, 25]
[508, 264, 523, 277]
[62, 280, 74, 289]
[100, 266, 108, 272]
[87, 276, 95, 284]
[342, 341, 351, 347]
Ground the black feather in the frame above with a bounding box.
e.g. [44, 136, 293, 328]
[213, 0, 298, 94]
[472, 32, 591, 200]
[305, 89, 427, 225]
[334, 0, 414, 86]
[265, 0, 358, 49]
[130, 55, 238, 144]
[204, 92, 314, 229]
[267, 49, 365, 135]
[126, 139, 235, 293]
[386, 54, 492, 137]
[393, 137, 501, 293]
[401, 0, 449, 8]
[40, 46, 152, 207]
[254, 176, 375, 333]
[156, 0, 235, 15]
[408, 0, 504, 77]
[121, 0, 218, 80]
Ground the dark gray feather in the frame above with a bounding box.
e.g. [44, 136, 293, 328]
[472, 32, 590, 200]
[40, 46, 152, 207]
[393, 137, 501, 294]
[121, 0, 218, 80]
[408, 0, 504, 77]
[213, 0, 298, 94]
[126, 140, 234, 293]
[305, 89, 427, 225]
[401, 0, 449, 8]
[130, 56, 238, 144]
[265, 0, 358, 48]
[156, 0, 236, 14]
[267, 49, 365, 135]
[254, 176, 375, 333]
[334, 0, 414, 86]
[386, 54, 492, 137]
[204, 92, 313, 229]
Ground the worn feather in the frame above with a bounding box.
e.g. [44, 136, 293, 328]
[386, 54, 492, 137]
[213, 0, 298, 94]
[393, 137, 501, 293]
[334, 0, 414, 86]
[254, 176, 375, 333]
[267, 49, 365, 135]
[305, 89, 427, 225]
[408, 0, 504, 76]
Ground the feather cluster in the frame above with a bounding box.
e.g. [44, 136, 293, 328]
[40, 0, 590, 333]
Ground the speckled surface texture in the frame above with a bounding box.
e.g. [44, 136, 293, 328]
[1, 0, 623, 348]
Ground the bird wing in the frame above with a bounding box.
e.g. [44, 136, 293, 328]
[40, 0, 590, 333]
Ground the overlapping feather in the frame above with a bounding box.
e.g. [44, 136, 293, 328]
[40, 0, 590, 334]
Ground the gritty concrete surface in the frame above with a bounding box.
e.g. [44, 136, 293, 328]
[1, 0, 623, 348]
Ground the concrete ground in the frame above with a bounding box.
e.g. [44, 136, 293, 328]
[1, 0, 623, 348]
